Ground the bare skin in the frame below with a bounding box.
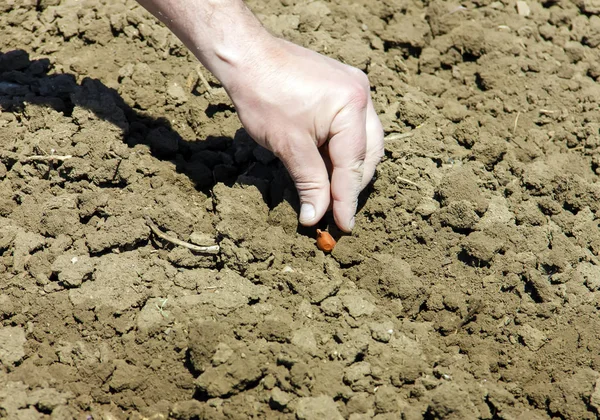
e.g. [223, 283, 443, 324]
[136, 0, 384, 232]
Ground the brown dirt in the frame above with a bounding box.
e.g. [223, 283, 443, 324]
[1, 0, 600, 419]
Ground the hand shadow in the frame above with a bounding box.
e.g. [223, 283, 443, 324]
[0, 49, 373, 236]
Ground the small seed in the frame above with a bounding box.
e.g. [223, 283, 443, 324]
[316, 229, 336, 252]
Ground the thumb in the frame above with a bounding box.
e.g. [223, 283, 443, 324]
[275, 136, 331, 226]
[328, 99, 368, 232]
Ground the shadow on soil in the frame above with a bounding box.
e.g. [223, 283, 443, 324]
[0, 49, 373, 237]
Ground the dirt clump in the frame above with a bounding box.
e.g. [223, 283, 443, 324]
[2, 0, 600, 419]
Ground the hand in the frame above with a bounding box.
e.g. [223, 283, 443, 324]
[134, 0, 384, 231]
[224, 37, 384, 232]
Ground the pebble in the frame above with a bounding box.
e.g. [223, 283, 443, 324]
[341, 295, 376, 318]
[369, 321, 395, 343]
[291, 328, 318, 356]
[270, 387, 291, 409]
[167, 81, 188, 104]
[296, 395, 344, 420]
[516, 1, 531, 16]
[0, 326, 26, 366]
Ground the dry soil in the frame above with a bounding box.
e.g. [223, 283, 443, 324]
[2, 0, 600, 419]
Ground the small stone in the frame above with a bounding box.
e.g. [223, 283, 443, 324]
[167, 81, 188, 105]
[51, 254, 94, 288]
[415, 197, 439, 217]
[296, 395, 344, 420]
[0, 294, 15, 319]
[341, 294, 376, 318]
[516, 1, 530, 16]
[211, 343, 234, 366]
[291, 328, 318, 356]
[518, 325, 547, 351]
[0, 326, 26, 366]
[270, 387, 291, 409]
[369, 321, 395, 343]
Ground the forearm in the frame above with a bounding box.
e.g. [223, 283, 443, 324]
[135, 0, 273, 87]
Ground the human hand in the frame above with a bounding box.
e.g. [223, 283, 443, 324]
[223, 37, 384, 232]
[134, 0, 383, 231]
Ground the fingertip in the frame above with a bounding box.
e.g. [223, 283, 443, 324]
[333, 200, 358, 233]
[348, 216, 355, 231]
[298, 191, 330, 227]
[299, 203, 317, 225]
[275, 135, 331, 227]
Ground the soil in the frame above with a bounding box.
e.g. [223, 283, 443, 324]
[1, 0, 600, 419]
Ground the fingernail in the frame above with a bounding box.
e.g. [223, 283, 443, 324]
[300, 203, 316, 223]
[348, 216, 355, 231]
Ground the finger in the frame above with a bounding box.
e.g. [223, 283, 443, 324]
[318, 144, 333, 175]
[361, 96, 385, 190]
[275, 135, 331, 226]
[318, 146, 334, 211]
[328, 98, 368, 232]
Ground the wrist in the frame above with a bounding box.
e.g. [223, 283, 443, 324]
[184, 1, 277, 90]
[137, 0, 276, 91]
[200, 28, 278, 91]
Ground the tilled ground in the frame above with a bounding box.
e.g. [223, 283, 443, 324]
[2, 0, 600, 419]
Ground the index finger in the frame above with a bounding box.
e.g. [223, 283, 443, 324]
[328, 98, 368, 232]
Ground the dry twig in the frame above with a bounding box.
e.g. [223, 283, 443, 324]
[22, 154, 72, 162]
[144, 216, 220, 254]
[513, 111, 520, 135]
[196, 66, 214, 98]
[385, 132, 414, 141]
[396, 176, 420, 189]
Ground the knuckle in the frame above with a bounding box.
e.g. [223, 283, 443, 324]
[341, 71, 370, 109]
[349, 66, 369, 85]
[294, 176, 329, 200]
[344, 86, 368, 110]
[268, 138, 288, 159]
[295, 179, 327, 193]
